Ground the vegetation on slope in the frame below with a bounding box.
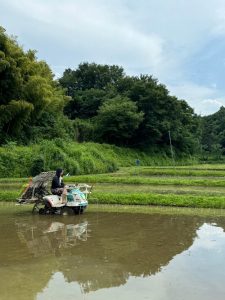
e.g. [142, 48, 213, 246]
[0, 140, 184, 178]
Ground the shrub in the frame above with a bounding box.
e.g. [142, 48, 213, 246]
[80, 156, 95, 174]
[64, 158, 80, 175]
[30, 156, 45, 176]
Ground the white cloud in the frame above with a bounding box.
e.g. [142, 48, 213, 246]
[202, 99, 224, 106]
[2, 0, 165, 71]
[1, 0, 225, 115]
[168, 82, 225, 115]
[200, 98, 225, 115]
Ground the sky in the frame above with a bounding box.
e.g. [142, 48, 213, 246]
[1, 0, 225, 115]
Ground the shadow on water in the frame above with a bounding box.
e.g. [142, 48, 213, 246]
[0, 209, 225, 299]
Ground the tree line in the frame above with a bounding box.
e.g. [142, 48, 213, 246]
[0, 26, 221, 156]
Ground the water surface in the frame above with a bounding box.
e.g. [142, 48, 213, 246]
[0, 206, 225, 300]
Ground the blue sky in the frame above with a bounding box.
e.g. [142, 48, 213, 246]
[1, 0, 225, 115]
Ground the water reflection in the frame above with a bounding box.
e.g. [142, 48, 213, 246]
[0, 212, 225, 300]
[16, 219, 89, 257]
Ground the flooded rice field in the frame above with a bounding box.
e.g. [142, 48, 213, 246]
[0, 205, 225, 300]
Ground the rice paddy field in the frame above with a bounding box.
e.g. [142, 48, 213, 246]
[2, 164, 225, 208]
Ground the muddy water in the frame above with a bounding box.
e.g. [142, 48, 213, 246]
[0, 208, 225, 300]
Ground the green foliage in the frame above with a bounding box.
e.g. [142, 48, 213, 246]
[2, 189, 225, 208]
[125, 77, 200, 151]
[2, 164, 225, 210]
[0, 26, 72, 144]
[59, 62, 124, 93]
[73, 119, 95, 142]
[201, 106, 225, 159]
[65, 174, 225, 187]
[30, 156, 45, 176]
[0, 140, 179, 177]
[1, 27, 220, 159]
[95, 96, 144, 145]
[89, 192, 225, 208]
[64, 88, 108, 119]
[0, 178, 27, 183]
[128, 167, 225, 177]
[0, 142, 32, 177]
[60, 63, 200, 154]
[80, 156, 95, 174]
[0, 191, 20, 201]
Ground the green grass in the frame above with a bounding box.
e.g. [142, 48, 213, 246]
[133, 164, 225, 170]
[89, 192, 225, 208]
[2, 164, 225, 209]
[1, 140, 194, 178]
[0, 191, 20, 201]
[2, 202, 225, 217]
[87, 204, 225, 217]
[93, 183, 225, 196]
[2, 188, 225, 209]
[65, 174, 225, 187]
[128, 168, 225, 177]
[0, 178, 28, 183]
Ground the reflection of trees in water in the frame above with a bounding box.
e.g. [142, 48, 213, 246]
[60, 213, 202, 293]
[213, 219, 225, 232]
[16, 218, 89, 257]
[0, 216, 89, 300]
[1, 212, 220, 298]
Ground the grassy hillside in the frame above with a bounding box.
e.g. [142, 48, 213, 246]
[0, 140, 198, 178]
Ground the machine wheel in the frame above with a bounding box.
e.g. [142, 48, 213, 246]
[32, 203, 39, 214]
[61, 206, 75, 216]
[44, 201, 55, 214]
[74, 207, 84, 215]
[39, 208, 46, 215]
[37, 202, 55, 215]
[33, 202, 45, 214]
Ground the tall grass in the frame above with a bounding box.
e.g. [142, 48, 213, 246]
[0, 140, 197, 178]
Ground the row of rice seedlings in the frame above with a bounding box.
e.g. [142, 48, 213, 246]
[1, 188, 225, 209]
[0, 191, 20, 201]
[127, 167, 225, 177]
[88, 204, 225, 217]
[1, 182, 225, 209]
[0, 178, 28, 183]
[89, 192, 225, 209]
[0, 183, 25, 191]
[92, 183, 225, 196]
[134, 164, 225, 170]
[66, 175, 225, 187]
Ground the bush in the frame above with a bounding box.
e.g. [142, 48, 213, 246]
[30, 156, 45, 176]
[0, 140, 198, 177]
[64, 158, 80, 175]
[80, 156, 95, 174]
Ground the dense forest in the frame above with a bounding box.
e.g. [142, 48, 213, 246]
[201, 107, 225, 157]
[0, 26, 223, 160]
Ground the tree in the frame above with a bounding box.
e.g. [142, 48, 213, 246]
[0, 26, 70, 144]
[60, 63, 124, 119]
[59, 62, 124, 93]
[124, 76, 199, 153]
[201, 106, 225, 154]
[95, 96, 144, 145]
[64, 88, 107, 119]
